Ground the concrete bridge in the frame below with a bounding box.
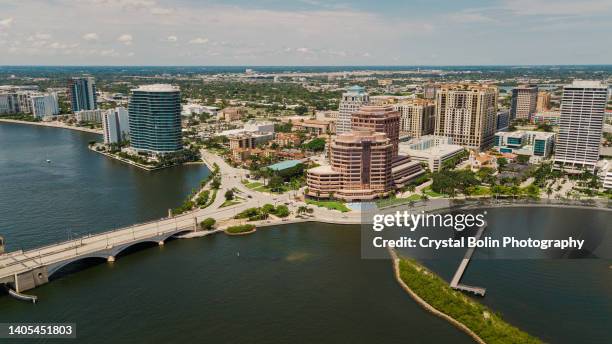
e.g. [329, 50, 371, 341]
[0, 213, 202, 293]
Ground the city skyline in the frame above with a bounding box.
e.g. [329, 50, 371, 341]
[1, 0, 612, 66]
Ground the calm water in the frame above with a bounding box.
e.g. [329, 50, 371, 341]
[0, 123, 210, 251]
[1, 123, 611, 343]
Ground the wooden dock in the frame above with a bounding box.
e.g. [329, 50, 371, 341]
[450, 222, 487, 296]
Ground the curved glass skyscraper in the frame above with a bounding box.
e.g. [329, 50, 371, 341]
[128, 84, 182, 154]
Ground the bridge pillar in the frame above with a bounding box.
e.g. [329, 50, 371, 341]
[107, 256, 115, 262]
[194, 217, 199, 231]
[168, 208, 173, 218]
[158, 241, 164, 246]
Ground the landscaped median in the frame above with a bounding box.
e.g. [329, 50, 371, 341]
[224, 224, 257, 236]
[390, 250, 542, 344]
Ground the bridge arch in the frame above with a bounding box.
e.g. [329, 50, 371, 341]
[47, 254, 109, 279]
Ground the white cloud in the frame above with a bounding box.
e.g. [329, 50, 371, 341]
[117, 34, 133, 45]
[502, 0, 612, 16]
[100, 48, 119, 57]
[27, 32, 52, 41]
[166, 35, 178, 42]
[188, 37, 208, 44]
[82, 32, 99, 41]
[0, 17, 13, 28]
[450, 11, 495, 23]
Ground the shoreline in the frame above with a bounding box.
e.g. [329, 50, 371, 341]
[0, 118, 103, 135]
[388, 248, 486, 344]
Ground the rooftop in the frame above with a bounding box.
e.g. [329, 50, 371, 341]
[266, 159, 303, 171]
[133, 84, 179, 92]
[567, 80, 606, 89]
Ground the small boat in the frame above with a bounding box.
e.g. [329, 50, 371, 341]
[46, 159, 51, 163]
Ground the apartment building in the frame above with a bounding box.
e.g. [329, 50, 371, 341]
[394, 99, 435, 139]
[510, 85, 538, 120]
[434, 84, 498, 151]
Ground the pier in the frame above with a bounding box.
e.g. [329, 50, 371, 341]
[450, 222, 487, 296]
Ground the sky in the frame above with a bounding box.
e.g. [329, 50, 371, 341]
[0, 0, 611, 66]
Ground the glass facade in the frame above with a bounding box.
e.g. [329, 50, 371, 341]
[128, 86, 182, 154]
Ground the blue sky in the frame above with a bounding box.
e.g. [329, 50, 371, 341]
[0, 0, 611, 65]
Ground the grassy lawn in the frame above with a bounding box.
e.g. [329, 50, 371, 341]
[220, 199, 242, 208]
[306, 199, 350, 212]
[398, 257, 542, 344]
[422, 186, 447, 198]
[376, 194, 422, 208]
[466, 185, 491, 196]
[243, 181, 263, 189]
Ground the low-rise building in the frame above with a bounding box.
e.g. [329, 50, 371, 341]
[219, 107, 246, 121]
[398, 135, 465, 172]
[292, 119, 334, 135]
[469, 151, 498, 170]
[274, 132, 302, 147]
[598, 160, 612, 190]
[75, 109, 104, 124]
[532, 111, 561, 125]
[228, 132, 274, 150]
[494, 130, 555, 162]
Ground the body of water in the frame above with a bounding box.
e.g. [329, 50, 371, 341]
[0, 123, 610, 344]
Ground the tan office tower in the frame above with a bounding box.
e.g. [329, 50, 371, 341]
[434, 84, 498, 151]
[536, 91, 551, 112]
[394, 99, 435, 139]
[351, 105, 400, 158]
[337, 86, 369, 134]
[510, 85, 538, 120]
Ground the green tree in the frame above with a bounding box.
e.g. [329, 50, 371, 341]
[200, 218, 216, 230]
[224, 189, 234, 201]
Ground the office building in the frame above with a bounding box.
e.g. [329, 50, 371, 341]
[496, 110, 510, 130]
[554, 81, 608, 172]
[532, 111, 561, 125]
[128, 84, 182, 154]
[102, 107, 130, 144]
[306, 130, 423, 201]
[336, 86, 369, 134]
[434, 84, 498, 151]
[536, 91, 551, 111]
[351, 105, 400, 158]
[510, 85, 538, 120]
[394, 99, 435, 139]
[494, 130, 555, 162]
[68, 77, 97, 112]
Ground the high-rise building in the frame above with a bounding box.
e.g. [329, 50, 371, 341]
[434, 84, 498, 151]
[102, 107, 130, 144]
[394, 99, 435, 139]
[554, 81, 608, 172]
[0, 91, 58, 117]
[510, 85, 538, 120]
[536, 91, 551, 112]
[128, 84, 182, 154]
[68, 77, 97, 112]
[351, 105, 400, 158]
[30, 93, 59, 117]
[306, 130, 422, 201]
[336, 86, 369, 134]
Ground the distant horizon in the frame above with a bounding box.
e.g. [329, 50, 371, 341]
[2, 64, 612, 68]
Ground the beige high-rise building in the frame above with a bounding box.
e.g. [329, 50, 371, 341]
[536, 91, 551, 112]
[511, 85, 538, 120]
[337, 86, 369, 134]
[394, 99, 435, 139]
[434, 84, 498, 151]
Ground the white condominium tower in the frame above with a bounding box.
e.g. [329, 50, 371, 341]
[554, 81, 608, 172]
[336, 86, 369, 134]
[102, 107, 130, 144]
[434, 84, 498, 151]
